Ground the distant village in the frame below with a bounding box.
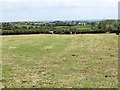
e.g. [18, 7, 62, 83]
[12, 20, 100, 26]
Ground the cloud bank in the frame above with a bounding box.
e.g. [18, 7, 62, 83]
[1, 0, 119, 21]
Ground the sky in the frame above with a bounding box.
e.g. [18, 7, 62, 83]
[0, 0, 120, 22]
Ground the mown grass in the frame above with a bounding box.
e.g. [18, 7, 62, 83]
[2, 34, 118, 88]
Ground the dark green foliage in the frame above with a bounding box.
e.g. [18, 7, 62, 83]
[1, 23, 16, 30]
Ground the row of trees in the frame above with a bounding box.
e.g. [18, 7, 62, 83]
[2, 27, 91, 35]
[1, 20, 120, 35]
[97, 22, 119, 31]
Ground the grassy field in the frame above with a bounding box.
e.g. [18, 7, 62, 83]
[2, 34, 118, 88]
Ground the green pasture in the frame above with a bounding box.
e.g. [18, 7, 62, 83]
[2, 34, 118, 88]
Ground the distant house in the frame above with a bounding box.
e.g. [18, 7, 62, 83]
[96, 22, 100, 24]
[78, 22, 86, 25]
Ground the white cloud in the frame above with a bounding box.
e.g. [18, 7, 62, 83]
[1, 0, 119, 8]
[1, 0, 119, 5]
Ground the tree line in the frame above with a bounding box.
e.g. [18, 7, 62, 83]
[1, 20, 120, 35]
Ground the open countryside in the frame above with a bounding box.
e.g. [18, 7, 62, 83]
[1, 0, 120, 88]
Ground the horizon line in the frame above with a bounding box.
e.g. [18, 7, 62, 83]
[0, 19, 118, 22]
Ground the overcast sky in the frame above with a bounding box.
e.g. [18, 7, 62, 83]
[0, 0, 119, 22]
